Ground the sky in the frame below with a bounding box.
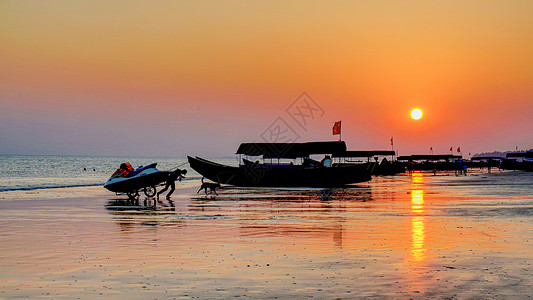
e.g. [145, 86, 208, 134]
[1, 1, 533, 157]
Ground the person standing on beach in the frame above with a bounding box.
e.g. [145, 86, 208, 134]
[157, 168, 187, 200]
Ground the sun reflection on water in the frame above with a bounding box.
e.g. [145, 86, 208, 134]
[411, 172, 426, 262]
[411, 190, 424, 213]
[412, 171, 424, 184]
[411, 214, 426, 261]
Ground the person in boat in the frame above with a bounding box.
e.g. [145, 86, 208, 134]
[157, 168, 187, 200]
[321, 155, 332, 168]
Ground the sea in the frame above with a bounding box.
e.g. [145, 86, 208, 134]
[2, 153, 533, 198]
[0, 154, 239, 192]
[1, 153, 532, 192]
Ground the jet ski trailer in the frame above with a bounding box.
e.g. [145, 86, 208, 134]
[104, 163, 171, 200]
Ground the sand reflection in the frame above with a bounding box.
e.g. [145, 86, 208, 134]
[411, 190, 424, 213]
[411, 215, 426, 261]
[105, 199, 186, 233]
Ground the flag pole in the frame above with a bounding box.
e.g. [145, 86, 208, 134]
[391, 137, 394, 161]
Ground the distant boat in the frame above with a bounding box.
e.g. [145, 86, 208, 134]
[332, 150, 404, 175]
[469, 156, 503, 170]
[188, 141, 374, 188]
[501, 151, 533, 172]
[396, 154, 464, 171]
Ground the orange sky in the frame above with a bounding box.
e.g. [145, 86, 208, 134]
[1, 1, 533, 156]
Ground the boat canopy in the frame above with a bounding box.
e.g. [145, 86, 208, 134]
[471, 156, 504, 161]
[397, 154, 462, 161]
[333, 150, 395, 158]
[507, 152, 526, 158]
[236, 141, 347, 158]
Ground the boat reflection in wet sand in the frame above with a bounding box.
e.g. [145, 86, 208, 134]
[188, 141, 375, 188]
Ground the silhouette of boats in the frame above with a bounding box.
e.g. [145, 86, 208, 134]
[469, 156, 503, 170]
[188, 141, 374, 187]
[332, 150, 404, 175]
[397, 154, 464, 172]
[501, 151, 533, 171]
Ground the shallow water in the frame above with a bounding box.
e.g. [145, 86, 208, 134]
[1, 171, 533, 298]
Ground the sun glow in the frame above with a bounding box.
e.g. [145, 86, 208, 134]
[411, 108, 423, 120]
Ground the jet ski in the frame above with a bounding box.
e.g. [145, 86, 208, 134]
[104, 163, 171, 199]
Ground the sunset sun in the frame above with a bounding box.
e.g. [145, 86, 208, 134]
[411, 108, 423, 120]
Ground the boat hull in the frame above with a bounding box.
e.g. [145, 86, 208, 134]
[188, 156, 373, 188]
[501, 159, 533, 172]
[372, 162, 406, 175]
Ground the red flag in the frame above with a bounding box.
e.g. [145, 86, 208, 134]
[390, 137, 393, 146]
[457, 147, 461, 153]
[430, 147, 433, 151]
[450, 147, 453, 152]
[332, 121, 341, 135]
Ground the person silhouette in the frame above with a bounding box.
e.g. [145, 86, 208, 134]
[321, 155, 332, 167]
[157, 168, 187, 200]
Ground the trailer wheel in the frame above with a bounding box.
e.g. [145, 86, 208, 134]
[127, 190, 139, 200]
[144, 185, 156, 197]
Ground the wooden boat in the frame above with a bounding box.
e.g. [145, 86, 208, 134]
[332, 150, 404, 175]
[396, 154, 464, 171]
[188, 141, 374, 188]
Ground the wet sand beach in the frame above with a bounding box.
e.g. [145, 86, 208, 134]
[1, 172, 533, 299]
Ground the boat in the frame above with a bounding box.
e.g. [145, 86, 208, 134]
[396, 154, 464, 172]
[188, 141, 375, 188]
[469, 156, 503, 170]
[501, 151, 533, 172]
[104, 163, 171, 199]
[332, 150, 404, 175]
